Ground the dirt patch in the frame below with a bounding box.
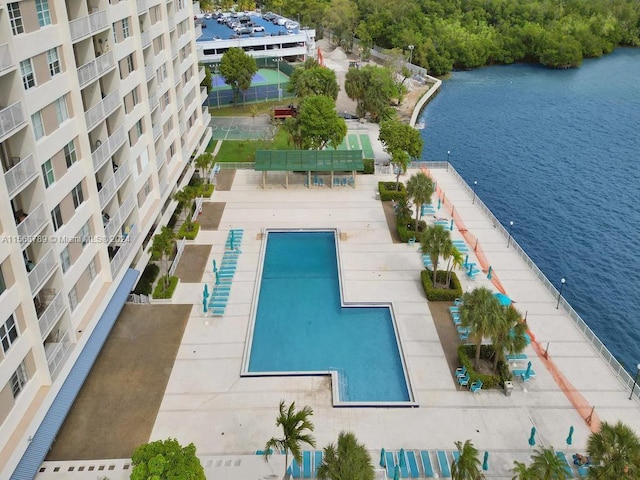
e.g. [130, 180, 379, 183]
[46, 304, 191, 460]
[173, 245, 211, 283]
[215, 170, 235, 191]
[428, 301, 462, 385]
[382, 201, 402, 243]
[199, 202, 225, 230]
[397, 81, 431, 123]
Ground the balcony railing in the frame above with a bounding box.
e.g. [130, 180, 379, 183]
[152, 123, 162, 140]
[5, 154, 37, 198]
[150, 93, 159, 110]
[156, 151, 166, 170]
[92, 125, 126, 171]
[141, 30, 151, 48]
[99, 161, 131, 208]
[16, 202, 47, 249]
[104, 192, 135, 239]
[38, 291, 66, 341]
[179, 121, 186, 136]
[159, 176, 168, 197]
[70, 10, 109, 42]
[145, 63, 155, 81]
[194, 24, 202, 39]
[78, 51, 116, 88]
[137, 0, 148, 14]
[199, 66, 205, 83]
[200, 86, 208, 104]
[0, 43, 14, 73]
[0, 102, 26, 140]
[85, 90, 120, 131]
[28, 248, 56, 294]
[168, 15, 176, 31]
[110, 224, 139, 276]
[45, 330, 72, 380]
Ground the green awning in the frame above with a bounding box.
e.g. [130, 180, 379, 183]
[255, 150, 364, 171]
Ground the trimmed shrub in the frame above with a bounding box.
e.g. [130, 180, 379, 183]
[153, 275, 179, 299]
[457, 344, 511, 389]
[199, 184, 214, 198]
[421, 269, 463, 301]
[132, 263, 159, 295]
[363, 159, 374, 174]
[177, 222, 200, 240]
[378, 181, 407, 201]
[397, 217, 427, 243]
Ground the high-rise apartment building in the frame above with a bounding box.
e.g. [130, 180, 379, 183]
[0, 0, 211, 476]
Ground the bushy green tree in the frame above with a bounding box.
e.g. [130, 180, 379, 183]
[379, 118, 423, 189]
[345, 66, 398, 122]
[317, 431, 374, 480]
[587, 421, 640, 478]
[459, 287, 502, 370]
[420, 224, 453, 287]
[219, 47, 258, 105]
[290, 95, 347, 150]
[451, 439, 484, 480]
[288, 60, 339, 100]
[131, 438, 205, 480]
[151, 226, 174, 289]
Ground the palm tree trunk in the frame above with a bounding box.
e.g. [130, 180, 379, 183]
[432, 258, 438, 285]
[284, 450, 289, 480]
[475, 338, 482, 370]
[414, 208, 420, 236]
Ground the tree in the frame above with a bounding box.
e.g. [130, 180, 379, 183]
[511, 460, 535, 480]
[491, 306, 528, 370]
[393, 196, 412, 221]
[288, 60, 339, 100]
[151, 226, 174, 289]
[195, 153, 214, 184]
[587, 421, 640, 478]
[219, 47, 258, 105]
[445, 246, 465, 288]
[459, 287, 502, 370]
[296, 95, 347, 150]
[174, 186, 199, 233]
[419, 224, 452, 287]
[451, 439, 484, 480]
[344, 66, 398, 121]
[264, 400, 316, 479]
[406, 171, 434, 230]
[527, 446, 570, 480]
[317, 431, 374, 480]
[199, 64, 212, 93]
[130, 438, 205, 480]
[379, 119, 423, 190]
[323, 0, 359, 49]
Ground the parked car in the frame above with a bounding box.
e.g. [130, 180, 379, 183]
[285, 21, 299, 30]
[263, 12, 275, 20]
[237, 27, 253, 35]
[252, 25, 265, 32]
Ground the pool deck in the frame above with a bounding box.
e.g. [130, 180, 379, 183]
[38, 165, 640, 479]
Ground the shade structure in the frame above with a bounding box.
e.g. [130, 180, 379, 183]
[482, 451, 489, 471]
[380, 448, 386, 467]
[399, 448, 406, 468]
[566, 425, 574, 446]
[524, 361, 532, 377]
[494, 292, 512, 306]
[213, 259, 217, 273]
[528, 427, 536, 446]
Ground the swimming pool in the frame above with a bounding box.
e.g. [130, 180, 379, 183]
[244, 230, 413, 405]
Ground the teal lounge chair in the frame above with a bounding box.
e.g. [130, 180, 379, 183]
[458, 374, 470, 387]
[291, 457, 302, 478]
[407, 451, 420, 478]
[470, 380, 483, 393]
[556, 452, 573, 477]
[506, 354, 528, 361]
[385, 451, 396, 477]
[420, 451, 435, 477]
[398, 450, 409, 478]
[436, 450, 451, 477]
[303, 451, 312, 478]
[314, 451, 323, 477]
[455, 366, 467, 378]
[452, 450, 460, 464]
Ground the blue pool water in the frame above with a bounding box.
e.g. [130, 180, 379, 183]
[248, 231, 410, 403]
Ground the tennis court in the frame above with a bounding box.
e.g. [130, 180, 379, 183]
[208, 116, 276, 141]
[208, 68, 292, 106]
[331, 134, 375, 158]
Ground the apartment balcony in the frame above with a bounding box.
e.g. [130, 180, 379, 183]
[174, 71, 181, 86]
[16, 202, 47, 249]
[152, 123, 162, 140]
[45, 330, 72, 380]
[37, 290, 66, 341]
[0, 102, 26, 141]
[168, 15, 176, 31]
[99, 161, 131, 208]
[150, 93, 159, 111]
[199, 66, 205, 83]
[78, 51, 116, 88]
[145, 63, 155, 81]
[110, 224, 139, 276]
[194, 24, 202, 39]
[179, 121, 186, 137]
[70, 10, 109, 42]
[104, 192, 135, 239]
[28, 248, 56, 294]
[200, 86, 208, 104]
[159, 176, 168, 197]
[92, 125, 126, 171]
[156, 151, 166, 170]
[0, 43, 15, 75]
[5, 154, 37, 198]
[137, 0, 148, 14]
[85, 90, 120, 131]
[202, 109, 211, 127]
[141, 30, 151, 49]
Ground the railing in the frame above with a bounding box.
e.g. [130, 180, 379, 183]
[191, 196, 203, 222]
[141, 30, 151, 48]
[215, 162, 255, 170]
[156, 150, 166, 170]
[85, 90, 120, 131]
[174, 71, 181, 86]
[159, 176, 169, 197]
[104, 192, 135, 239]
[167, 15, 176, 31]
[415, 161, 640, 396]
[110, 224, 139, 276]
[92, 124, 126, 171]
[69, 10, 108, 41]
[150, 93, 159, 110]
[168, 237, 186, 276]
[200, 86, 207, 103]
[45, 330, 71, 380]
[179, 121, 186, 136]
[201, 110, 211, 128]
[0, 43, 13, 73]
[136, 0, 147, 14]
[5, 154, 37, 198]
[0, 102, 26, 140]
[28, 248, 56, 294]
[145, 62, 155, 81]
[194, 23, 202, 39]
[199, 66, 206, 83]
[152, 123, 162, 140]
[77, 51, 116, 88]
[38, 291, 66, 341]
[99, 161, 130, 208]
[16, 202, 47, 249]
[127, 292, 150, 304]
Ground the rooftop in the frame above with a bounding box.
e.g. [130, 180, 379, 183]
[196, 12, 301, 42]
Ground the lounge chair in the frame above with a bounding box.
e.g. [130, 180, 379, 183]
[470, 380, 483, 393]
[398, 450, 409, 478]
[342, 177, 348, 187]
[455, 366, 467, 378]
[318, 178, 324, 187]
[556, 452, 573, 477]
[505, 353, 528, 361]
[314, 451, 323, 477]
[578, 464, 590, 477]
[448, 306, 459, 313]
[408, 237, 416, 246]
[385, 451, 396, 477]
[454, 298, 463, 306]
[513, 369, 536, 380]
[452, 450, 460, 464]
[334, 177, 340, 187]
[407, 451, 420, 478]
[420, 451, 435, 477]
[458, 374, 470, 387]
[291, 457, 301, 478]
[303, 451, 312, 478]
[436, 450, 451, 478]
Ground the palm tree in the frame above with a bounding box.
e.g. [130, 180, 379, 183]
[587, 421, 640, 478]
[459, 287, 502, 370]
[394, 197, 412, 221]
[391, 150, 410, 192]
[264, 400, 316, 479]
[446, 246, 465, 288]
[317, 431, 374, 480]
[406, 171, 434, 230]
[527, 446, 570, 480]
[490, 306, 528, 370]
[511, 460, 535, 480]
[195, 153, 214, 184]
[151, 226, 174, 289]
[420, 224, 453, 286]
[451, 439, 484, 480]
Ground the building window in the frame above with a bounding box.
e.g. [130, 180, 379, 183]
[35, 0, 52, 27]
[162, 91, 170, 110]
[88, 257, 97, 280]
[20, 59, 36, 90]
[60, 247, 70, 273]
[126, 54, 134, 74]
[132, 87, 139, 106]
[41, 159, 55, 188]
[122, 18, 130, 38]
[51, 205, 63, 231]
[32, 112, 45, 140]
[55, 96, 69, 124]
[1, 315, 19, 354]
[71, 183, 84, 208]
[10, 361, 28, 399]
[80, 222, 91, 246]
[8, 3, 24, 35]
[64, 141, 77, 168]
[0, 266, 6, 295]
[47, 48, 61, 76]
[135, 120, 143, 137]
[68, 286, 78, 310]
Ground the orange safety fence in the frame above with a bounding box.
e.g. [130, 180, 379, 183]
[317, 48, 325, 66]
[422, 167, 600, 431]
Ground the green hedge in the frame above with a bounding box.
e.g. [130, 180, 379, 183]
[397, 216, 427, 243]
[378, 181, 407, 201]
[132, 263, 159, 295]
[421, 269, 463, 301]
[153, 275, 179, 299]
[457, 344, 511, 389]
[363, 159, 374, 174]
[177, 222, 200, 240]
[199, 184, 214, 198]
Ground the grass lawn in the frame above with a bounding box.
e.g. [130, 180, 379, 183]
[208, 99, 293, 117]
[213, 128, 294, 162]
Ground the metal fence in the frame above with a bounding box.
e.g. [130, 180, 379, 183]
[168, 238, 187, 277]
[127, 293, 150, 304]
[192, 196, 203, 222]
